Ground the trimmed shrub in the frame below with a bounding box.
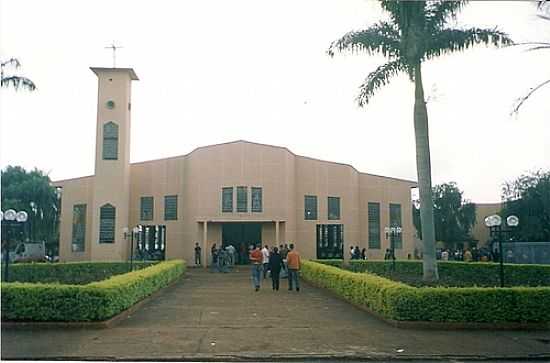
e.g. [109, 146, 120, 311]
[301, 260, 550, 323]
[1, 260, 185, 322]
[313, 259, 550, 287]
[349, 260, 550, 287]
[1, 261, 155, 285]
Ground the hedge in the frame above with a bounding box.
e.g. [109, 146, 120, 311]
[1, 261, 155, 285]
[301, 260, 550, 323]
[1, 260, 185, 322]
[313, 259, 550, 287]
[349, 260, 550, 287]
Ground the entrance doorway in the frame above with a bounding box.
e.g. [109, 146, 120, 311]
[222, 222, 262, 265]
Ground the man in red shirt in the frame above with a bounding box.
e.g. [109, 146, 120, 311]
[249, 244, 263, 291]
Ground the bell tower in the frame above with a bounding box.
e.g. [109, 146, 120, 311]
[89, 67, 139, 261]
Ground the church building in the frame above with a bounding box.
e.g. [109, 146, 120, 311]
[54, 67, 417, 265]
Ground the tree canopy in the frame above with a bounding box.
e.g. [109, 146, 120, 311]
[413, 182, 477, 246]
[1, 166, 59, 244]
[501, 170, 550, 241]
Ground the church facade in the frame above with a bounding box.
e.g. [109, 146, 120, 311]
[54, 67, 417, 265]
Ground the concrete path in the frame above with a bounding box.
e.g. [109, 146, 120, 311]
[2, 267, 550, 361]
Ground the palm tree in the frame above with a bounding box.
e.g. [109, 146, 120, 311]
[512, 0, 549, 114]
[1, 58, 36, 91]
[328, 1, 512, 281]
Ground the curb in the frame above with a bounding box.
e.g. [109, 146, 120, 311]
[3, 352, 550, 361]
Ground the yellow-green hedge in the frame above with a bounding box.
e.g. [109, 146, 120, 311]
[301, 260, 550, 322]
[1, 260, 185, 322]
[1, 261, 155, 284]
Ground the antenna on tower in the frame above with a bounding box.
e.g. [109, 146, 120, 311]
[104, 41, 123, 68]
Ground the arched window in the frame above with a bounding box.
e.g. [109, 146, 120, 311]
[99, 203, 116, 243]
[103, 122, 119, 160]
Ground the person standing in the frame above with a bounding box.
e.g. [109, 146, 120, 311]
[210, 243, 219, 272]
[464, 248, 473, 262]
[261, 245, 270, 279]
[361, 248, 367, 260]
[194, 242, 202, 266]
[249, 244, 263, 291]
[286, 243, 301, 292]
[226, 244, 236, 266]
[269, 247, 284, 291]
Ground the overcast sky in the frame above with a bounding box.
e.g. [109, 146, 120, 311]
[1, 0, 549, 203]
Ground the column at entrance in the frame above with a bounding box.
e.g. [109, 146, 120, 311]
[202, 221, 208, 269]
[275, 221, 280, 245]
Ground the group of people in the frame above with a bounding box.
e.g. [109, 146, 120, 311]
[437, 247, 492, 262]
[249, 243, 301, 292]
[349, 246, 368, 260]
[193, 241, 302, 292]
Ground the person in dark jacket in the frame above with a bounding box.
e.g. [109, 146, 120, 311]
[268, 246, 285, 291]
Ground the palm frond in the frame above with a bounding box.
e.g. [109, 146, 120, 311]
[512, 78, 550, 115]
[356, 60, 406, 107]
[327, 21, 400, 58]
[426, 1, 468, 30]
[425, 27, 513, 60]
[1, 76, 37, 91]
[1, 58, 21, 69]
[538, 0, 550, 20]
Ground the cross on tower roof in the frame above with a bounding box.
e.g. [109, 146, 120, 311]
[104, 41, 123, 68]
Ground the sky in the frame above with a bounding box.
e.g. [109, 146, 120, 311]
[1, 0, 549, 203]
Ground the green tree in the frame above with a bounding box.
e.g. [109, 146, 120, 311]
[328, 1, 512, 281]
[1, 166, 59, 247]
[1, 58, 36, 91]
[413, 182, 477, 247]
[501, 170, 550, 241]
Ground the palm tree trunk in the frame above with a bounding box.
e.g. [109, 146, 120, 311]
[413, 63, 439, 282]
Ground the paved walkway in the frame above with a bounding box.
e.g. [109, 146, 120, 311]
[2, 267, 550, 361]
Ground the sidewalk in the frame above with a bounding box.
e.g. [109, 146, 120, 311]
[2, 266, 549, 361]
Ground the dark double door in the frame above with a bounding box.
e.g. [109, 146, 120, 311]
[222, 223, 262, 265]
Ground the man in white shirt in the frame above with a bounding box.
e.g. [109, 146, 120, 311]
[441, 249, 449, 261]
[261, 245, 270, 279]
[225, 244, 236, 266]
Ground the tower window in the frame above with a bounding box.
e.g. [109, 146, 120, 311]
[99, 204, 116, 243]
[103, 122, 119, 160]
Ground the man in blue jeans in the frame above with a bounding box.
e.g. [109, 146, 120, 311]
[249, 244, 263, 291]
[286, 243, 301, 291]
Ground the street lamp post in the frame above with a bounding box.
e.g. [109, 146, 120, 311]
[1, 209, 28, 282]
[384, 226, 402, 271]
[484, 214, 519, 288]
